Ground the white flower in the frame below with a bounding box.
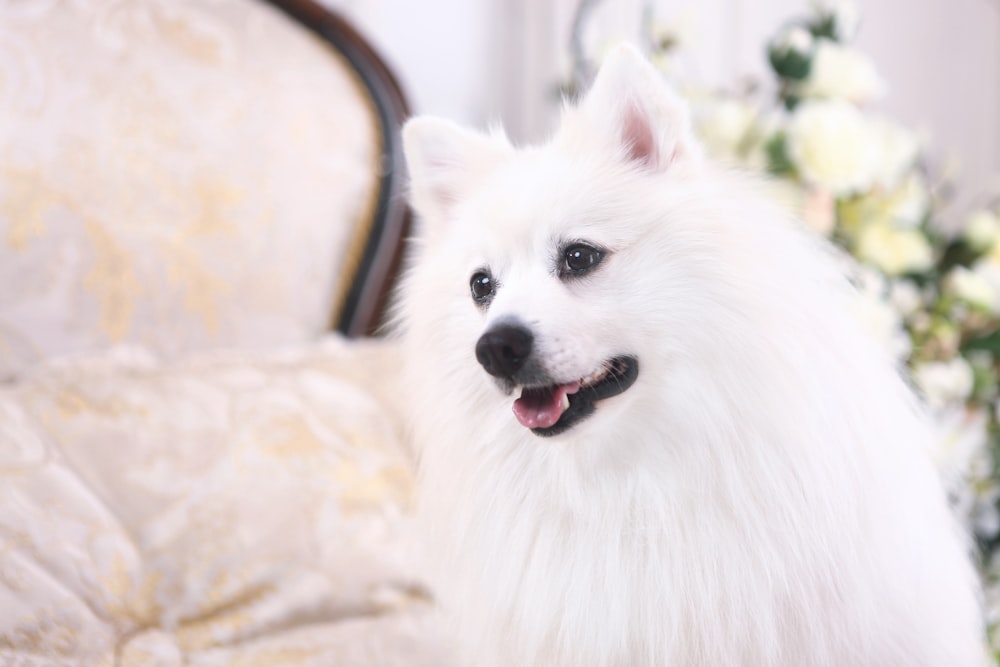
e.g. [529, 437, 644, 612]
[914, 358, 976, 409]
[970, 437, 997, 479]
[854, 298, 911, 361]
[848, 267, 910, 361]
[929, 405, 989, 481]
[798, 40, 885, 104]
[695, 98, 758, 164]
[927, 406, 999, 541]
[974, 485, 1000, 538]
[830, 1, 861, 41]
[641, 12, 695, 78]
[975, 258, 1000, 311]
[963, 209, 1000, 252]
[855, 223, 934, 275]
[786, 100, 878, 196]
[881, 172, 929, 228]
[648, 12, 696, 51]
[946, 264, 1000, 313]
[867, 117, 921, 191]
[773, 26, 814, 57]
[888, 279, 922, 317]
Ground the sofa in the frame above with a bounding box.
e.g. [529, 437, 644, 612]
[0, 1, 450, 664]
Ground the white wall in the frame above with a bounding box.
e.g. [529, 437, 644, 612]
[853, 0, 1000, 208]
[324, 0, 1000, 205]
[319, 0, 505, 125]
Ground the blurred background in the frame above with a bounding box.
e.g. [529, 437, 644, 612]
[326, 0, 1000, 209]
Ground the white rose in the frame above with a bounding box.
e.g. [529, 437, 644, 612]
[695, 98, 757, 164]
[913, 358, 975, 409]
[848, 267, 910, 360]
[963, 209, 1000, 252]
[798, 40, 885, 104]
[973, 258, 1000, 312]
[773, 26, 814, 57]
[855, 223, 934, 275]
[888, 279, 923, 317]
[830, 1, 861, 41]
[881, 172, 929, 228]
[867, 117, 921, 190]
[648, 12, 696, 50]
[974, 489, 1000, 538]
[850, 296, 911, 361]
[946, 265, 1000, 313]
[642, 12, 697, 77]
[786, 100, 878, 196]
[928, 405, 990, 493]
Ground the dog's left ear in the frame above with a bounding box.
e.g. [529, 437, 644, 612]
[402, 117, 511, 231]
[578, 44, 702, 173]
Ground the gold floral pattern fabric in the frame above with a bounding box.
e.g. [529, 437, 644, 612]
[0, 337, 452, 666]
[0, 0, 380, 378]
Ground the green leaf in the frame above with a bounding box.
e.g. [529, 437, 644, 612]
[782, 93, 802, 112]
[809, 15, 838, 41]
[765, 132, 795, 177]
[768, 45, 813, 81]
[971, 361, 999, 403]
[938, 239, 985, 274]
[963, 329, 1000, 354]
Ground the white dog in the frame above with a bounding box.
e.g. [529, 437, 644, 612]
[397, 45, 986, 666]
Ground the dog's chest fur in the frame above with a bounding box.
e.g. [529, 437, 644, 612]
[416, 410, 956, 667]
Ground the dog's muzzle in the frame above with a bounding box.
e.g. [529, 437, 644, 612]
[474, 321, 639, 436]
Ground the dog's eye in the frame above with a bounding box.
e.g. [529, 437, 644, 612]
[561, 243, 604, 276]
[470, 271, 495, 304]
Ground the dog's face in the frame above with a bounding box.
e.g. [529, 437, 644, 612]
[402, 46, 728, 441]
[438, 152, 647, 437]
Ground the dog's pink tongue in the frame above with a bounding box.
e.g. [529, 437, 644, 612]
[512, 382, 580, 429]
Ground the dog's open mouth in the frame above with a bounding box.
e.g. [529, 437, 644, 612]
[512, 356, 639, 437]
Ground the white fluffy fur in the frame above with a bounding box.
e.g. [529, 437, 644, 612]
[397, 45, 986, 666]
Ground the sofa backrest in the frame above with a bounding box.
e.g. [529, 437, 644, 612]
[0, 0, 409, 378]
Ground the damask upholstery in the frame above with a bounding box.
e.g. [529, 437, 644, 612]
[0, 339, 451, 666]
[0, 2, 446, 664]
[0, 0, 381, 378]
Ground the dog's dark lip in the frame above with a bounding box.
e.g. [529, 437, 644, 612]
[530, 355, 639, 437]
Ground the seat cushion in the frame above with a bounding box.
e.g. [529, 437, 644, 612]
[0, 337, 452, 666]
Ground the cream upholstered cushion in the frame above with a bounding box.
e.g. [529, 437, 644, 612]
[0, 337, 452, 666]
[0, 0, 380, 378]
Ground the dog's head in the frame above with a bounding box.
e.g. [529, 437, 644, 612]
[400, 46, 789, 442]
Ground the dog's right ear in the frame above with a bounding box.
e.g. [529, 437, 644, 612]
[576, 44, 702, 174]
[402, 117, 511, 229]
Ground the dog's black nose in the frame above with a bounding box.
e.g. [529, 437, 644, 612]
[475, 323, 533, 379]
